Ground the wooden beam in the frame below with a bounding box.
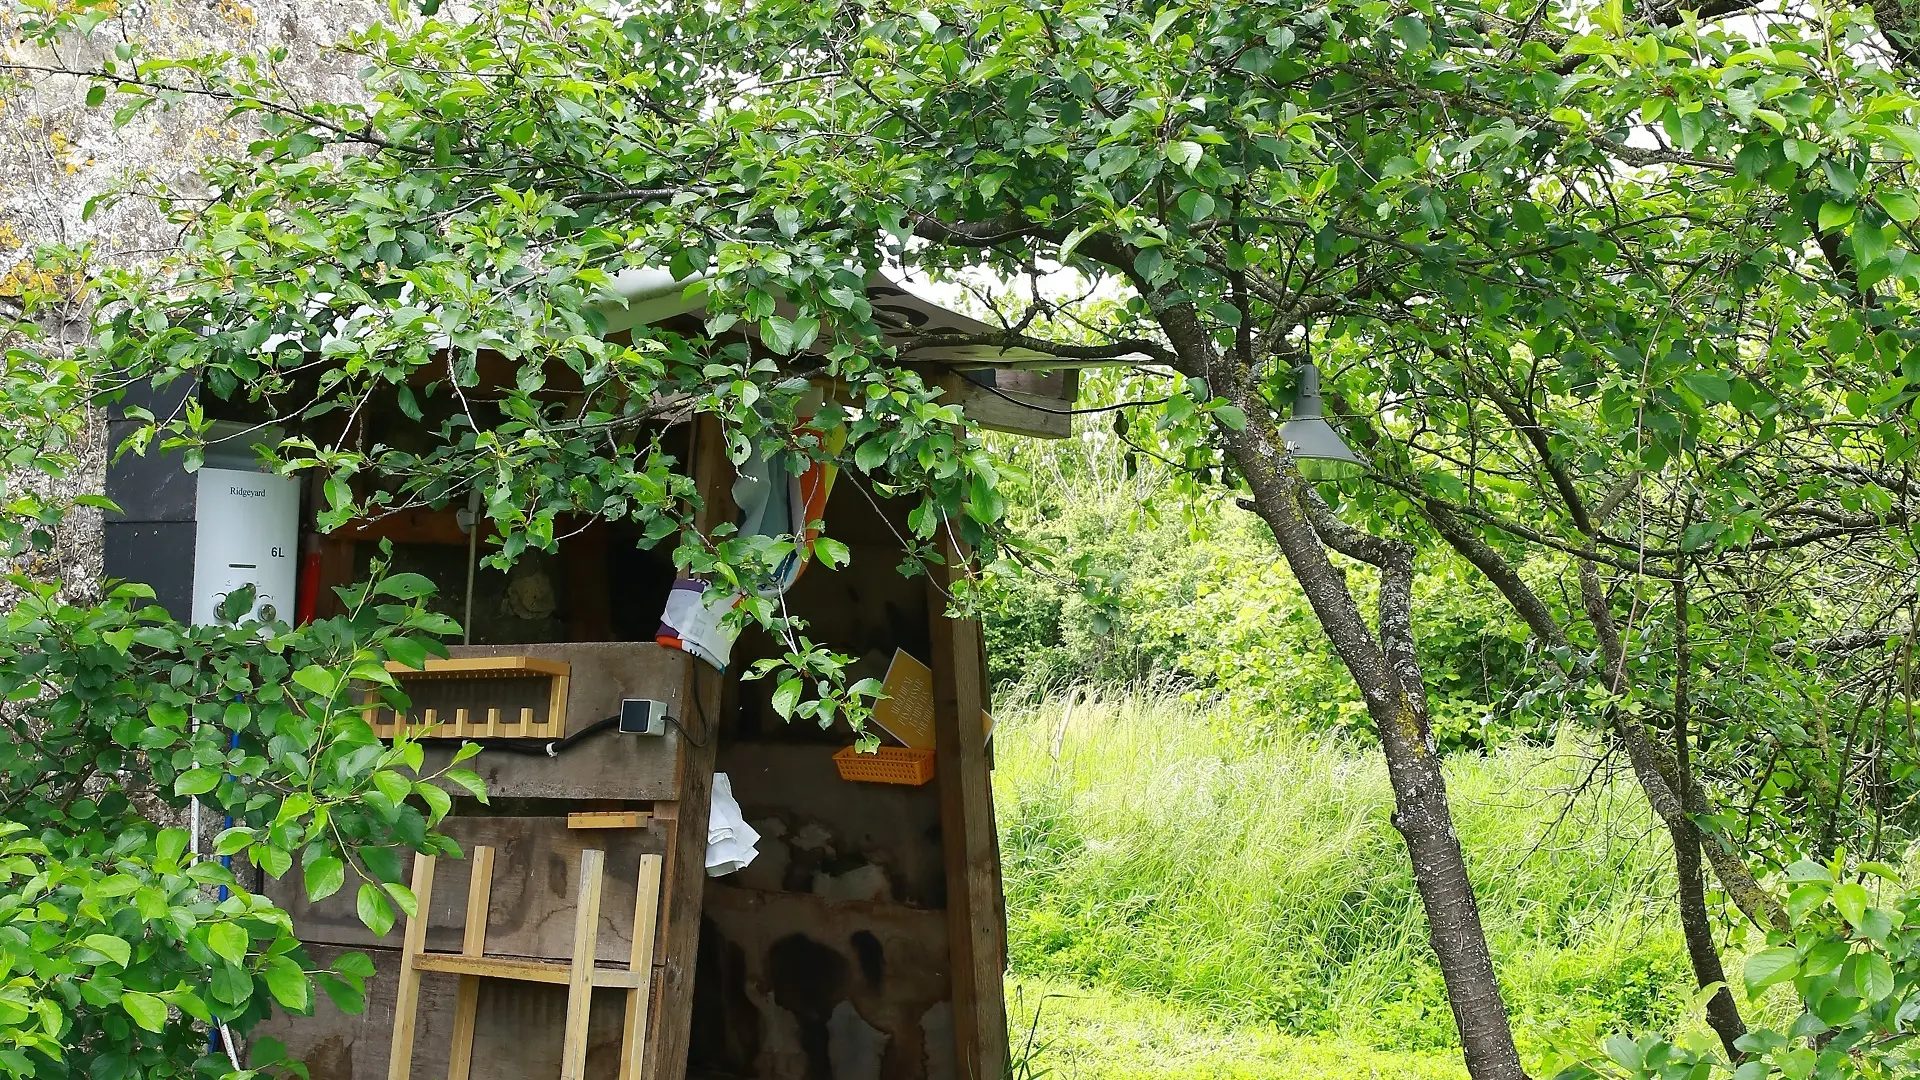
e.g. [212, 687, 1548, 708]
[620, 854, 665, 1080]
[568, 811, 652, 830]
[646, 414, 733, 1080]
[561, 849, 607, 1080]
[410, 951, 644, 989]
[386, 854, 438, 1080]
[928, 541, 1010, 1080]
[445, 846, 494, 1080]
[937, 373, 1072, 439]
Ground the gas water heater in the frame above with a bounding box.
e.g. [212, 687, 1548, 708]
[191, 468, 301, 627]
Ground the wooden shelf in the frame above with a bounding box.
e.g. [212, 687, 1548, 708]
[385, 656, 572, 680]
[367, 655, 571, 740]
[412, 952, 647, 989]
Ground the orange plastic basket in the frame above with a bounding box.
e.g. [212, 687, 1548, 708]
[833, 745, 936, 786]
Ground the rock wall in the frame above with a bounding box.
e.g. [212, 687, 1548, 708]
[0, 0, 377, 594]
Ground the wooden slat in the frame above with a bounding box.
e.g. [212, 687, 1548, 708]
[410, 952, 643, 989]
[568, 812, 651, 830]
[445, 846, 494, 1080]
[549, 672, 571, 740]
[929, 538, 1010, 1080]
[387, 854, 438, 1080]
[562, 849, 607, 1080]
[385, 656, 573, 678]
[936, 372, 1073, 439]
[619, 854, 664, 1080]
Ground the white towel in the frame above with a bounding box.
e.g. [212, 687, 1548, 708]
[706, 772, 761, 877]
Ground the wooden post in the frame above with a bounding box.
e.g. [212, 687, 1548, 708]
[619, 854, 665, 1080]
[646, 414, 733, 1080]
[386, 854, 438, 1080]
[445, 846, 495, 1080]
[928, 539, 1009, 1080]
[561, 849, 607, 1080]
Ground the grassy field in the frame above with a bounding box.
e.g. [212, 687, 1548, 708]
[993, 691, 1715, 1078]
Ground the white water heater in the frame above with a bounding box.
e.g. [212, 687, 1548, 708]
[191, 467, 301, 627]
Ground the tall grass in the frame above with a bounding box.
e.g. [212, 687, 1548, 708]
[994, 690, 1700, 1064]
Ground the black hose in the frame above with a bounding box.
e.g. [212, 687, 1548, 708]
[449, 714, 621, 757]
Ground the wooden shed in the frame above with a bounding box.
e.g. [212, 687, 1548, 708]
[103, 276, 1091, 1080]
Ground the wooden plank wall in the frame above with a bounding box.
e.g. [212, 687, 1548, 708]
[259, 649, 698, 1078]
[266, 417, 1010, 1080]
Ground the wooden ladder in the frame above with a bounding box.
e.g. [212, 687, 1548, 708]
[386, 845, 664, 1080]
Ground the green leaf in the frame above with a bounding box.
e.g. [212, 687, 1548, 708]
[1167, 140, 1204, 173]
[1834, 881, 1869, 928]
[1381, 156, 1421, 180]
[1744, 946, 1800, 996]
[443, 769, 488, 802]
[1679, 372, 1731, 404]
[156, 828, 188, 867]
[1148, 3, 1184, 42]
[1058, 223, 1105, 261]
[305, 856, 346, 902]
[415, 781, 452, 824]
[120, 991, 167, 1033]
[291, 665, 341, 698]
[1819, 201, 1856, 232]
[1877, 191, 1920, 223]
[207, 921, 249, 966]
[1213, 405, 1248, 431]
[812, 537, 850, 569]
[356, 883, 395, 937]
[384, 635, 430, 672]
[1856, 951, 1895, 1002]
[174, 768, 220, 797]
[1391, 14, 1430, 50]
[771, 677, 803, 719]
[854, 438, 890, 473]
[1602, 1033, 1642, 1069]
[81, 934, 131, 968]
[335, 952, 377, 978]
[264, 957, 310, 1011]
[372, 770, 413, 806]
[374, 573, 438, 600]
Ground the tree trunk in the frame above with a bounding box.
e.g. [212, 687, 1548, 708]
[1577, 563, 1789, 933]
[1138, 295, 1524, 1080]
[1418, 498, 1753, 1055]
[1226, 421, 1527, 1080]
[1670, 573, 1747, 1059]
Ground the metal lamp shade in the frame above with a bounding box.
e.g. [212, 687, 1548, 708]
[1282, 363, 1368, 480]
[1280, 417, 1368, 479]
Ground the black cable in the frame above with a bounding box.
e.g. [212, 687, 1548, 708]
[668, 677, 713, 748]
[454, 713, 620, 756]
[416, 701, 712, 754]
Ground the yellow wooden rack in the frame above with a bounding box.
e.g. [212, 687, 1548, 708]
[387, 844, 663, 1080]
[364, 656, 571, 740]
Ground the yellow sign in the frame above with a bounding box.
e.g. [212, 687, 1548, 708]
[874, 649, 936, 749]
[870, 648, 995, 750]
